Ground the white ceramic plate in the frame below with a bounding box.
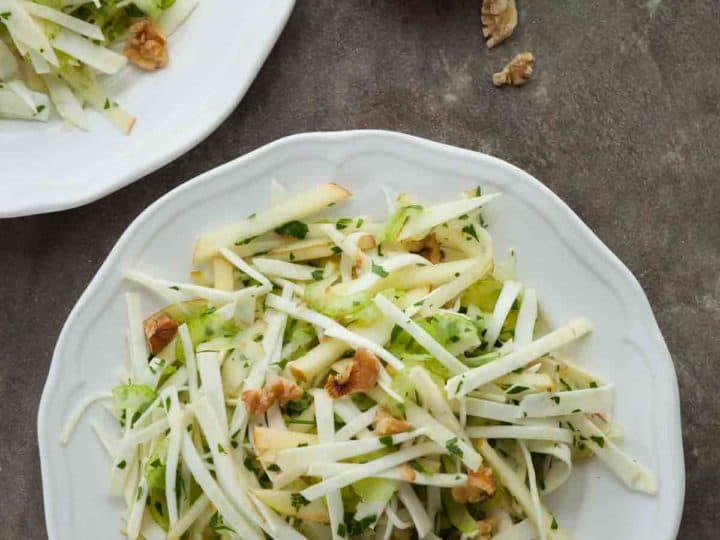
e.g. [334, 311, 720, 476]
[0, 0, 295, 218]
[39, 130, 684, 539]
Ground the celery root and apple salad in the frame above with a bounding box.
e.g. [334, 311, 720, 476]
[0, 0, 198, 132]
[61, 181, 657, 539]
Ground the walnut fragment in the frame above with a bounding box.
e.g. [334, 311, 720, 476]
[451, 466, 497, 503]
[325, 348, 380, 398]
[374, 407, 411, 436]
[481, 0, 518, 48]
[493, 52, 535, 87]
[403, 233, 441, 264]
[124, 19, 169, 70]
[143, 313, 178, 355]
[242, 377, 304, 416]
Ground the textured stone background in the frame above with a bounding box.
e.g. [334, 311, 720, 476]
[1, 0, 717, 537]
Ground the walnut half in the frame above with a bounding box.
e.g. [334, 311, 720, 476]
[242, 377, 304, 417]
[482, 0, 518, 49]
[124, 19, 168, 71]
[451, 466, 497, 503]
[325, 348, 380, 398]
[143, 313, 178, 355]
[493, 52, 535, 87]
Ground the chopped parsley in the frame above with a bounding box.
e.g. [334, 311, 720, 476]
[335, 217, 352, 230]
[311, 269, 324, 281]
[506, 385, 529, 395]
[290, 492, 310, 511]
[285, 392, 312, 416]
[274, 220, 308, 239]
[346, 515, 377, 535]
[331, 246, 342, 255]
[590, 435, 606, 448]
[267, 463, 281, 472]
[217, 444, 226, 454]
[210, 511, 236, 533]
[168, 285, 180, 290]
[551, 396, 560, 404]
[446, 437, 463, 457]
[371, 261, 389, 277]
[462, 224, 479, 241]
[589, 381, 599, 388]
[379, 435, 394, 448]
[356, 218, 364, 228]
[0, 11, 11, 19]
[337, 522, 347, 537]
[116, 460, 127, 469]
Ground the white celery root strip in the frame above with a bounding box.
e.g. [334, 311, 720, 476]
[302, 441, 444, 501]
[484, 280, 523, 348]
[477, 439, 570, 540]
[405, 402, 482, 471]
[569, 415, 657, 494]
[194, 183, 351, 263]
[374, 294, 467, 375]
[447, 318, 593, 398]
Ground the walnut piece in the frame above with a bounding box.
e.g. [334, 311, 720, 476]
[451, 466, 497, 503]
[242, 377, 304, 417]
[143, 313, 178, 355]
[477, 516, 500, 539]
[403, 233, 441, 264]
[493, 52, 535, 87]
[374, 407, 411, 436]
[400, 463, 416, 482]
[325, 348, 380, 398]
[124, 19, 168, 70]
[481, 0, 518, 48]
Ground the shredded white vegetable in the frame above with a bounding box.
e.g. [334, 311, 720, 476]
[61, 182, 657, 539]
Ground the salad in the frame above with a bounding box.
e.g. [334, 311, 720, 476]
[61, 182, 657, 540]
[0, 0, 198, 132]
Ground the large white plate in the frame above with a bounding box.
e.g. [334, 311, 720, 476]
[0, 0, 295, 218]
[38, 130, 684, 539]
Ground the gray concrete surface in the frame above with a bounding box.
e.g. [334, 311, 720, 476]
[1, 0, 718, 537]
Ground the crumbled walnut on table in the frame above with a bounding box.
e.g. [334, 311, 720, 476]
[325, 348, 380, 398]
[124, 19, 168, 70]
[242, 377, 304, 416]
[482, 0, 518, 48]
[403, 233, 441, 264]
[493, 52, 535, 87]
[374, 407, 411, 436]
[452, 466, 497, 503]
[143, 313, 178, 354]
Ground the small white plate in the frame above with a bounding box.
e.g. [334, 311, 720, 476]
[0, 0, 295, 218]
[39, 130, 684, 539]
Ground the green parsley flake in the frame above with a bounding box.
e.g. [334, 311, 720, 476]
[590, 435, 606, 448]
[462, 224, 479, 241]
[290, 492, 310, 511]
[274, 220, 308, 239]
[336, 218, 352, 230]
[379, 435, 394, 448]
[371, 261, 389, 277]
[446, 437, 463, 457]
